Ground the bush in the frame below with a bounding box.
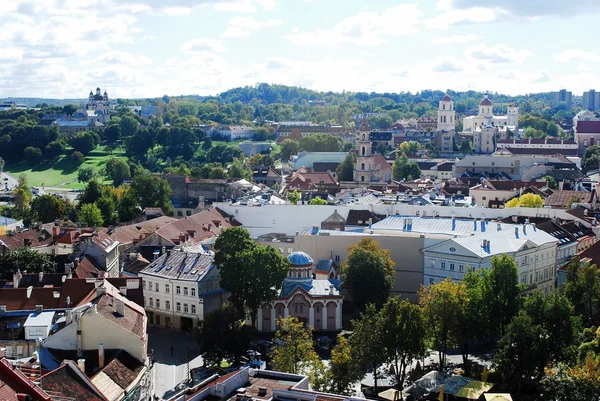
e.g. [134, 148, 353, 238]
[70, 151, 85, 167]
[23, 146, 43, 164]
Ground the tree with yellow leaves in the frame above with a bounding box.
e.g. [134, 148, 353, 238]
[505, 193, 544, 208]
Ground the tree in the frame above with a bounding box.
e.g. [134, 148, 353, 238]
[351, 304, 387, 392]
[542, 355, 600, 401]
[287, 190, 300, 205]
[281, 139, 299, 161]
[522, 291, 576, 363]
[494, 312, 549, 396]
[105, 158, 131, 186]
[96, 196, 116, 226]
[12, 174, 32, 220]
[70, 131, 98, 155]
[44, 141, 64, 158]
[376, 142, 388, 155]
[0, 248, 56, 279]
[543, 175, 558, 190]
[78, 203, 103, 227]
[253, 126, 270, 141]
[459, 140, 473, 154]
[104, 124, 121, 143]
[214, 227, 289, 327]
[247, 154, 275, 168]
[117, 186, 142, 222]
[330, 334, 360, 395]
[119, 115, 139, 138]
[547, 121, 559, 137]
[130, 171, 173, 215]
[419, 279, 466, 371]
[0, 157, 4, 173]
[271, 317, 320, 375]
[393, 153, 421, 181]
[202, 137, 212, 151]
[309, 197, 328, 205]
[341, 237, 395, 309]
[70, 151, 85, 167]
[524, 126, 546, 139]
[196, 304, 253, 367]
[77, 167, 96, 183]
[30, 194, 66, 223]
[336, 153, 356, 182]
[454, 270, 484, 375]
[62, 104, 77, 116]
[208, 166, 228, 179]
[505, 193, 544, 208]
[564, 260, 600, 326]
[23, 146, 43, 164]
[228, 158, 251, 180]
[480, 255, 522, 338]
[380, 297, 426, 394]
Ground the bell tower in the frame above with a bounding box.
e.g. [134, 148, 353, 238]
[437, 93, 455, 131]
[354, 118, 373, 183]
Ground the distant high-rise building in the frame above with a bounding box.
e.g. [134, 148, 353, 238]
[551, 89, 572, 107]
[583, 89, 600, 110]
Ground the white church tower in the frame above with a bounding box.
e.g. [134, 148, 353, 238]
[507, 104, 519, 129]
[437, 94, 455, 131]
[354, 118, 373, 183]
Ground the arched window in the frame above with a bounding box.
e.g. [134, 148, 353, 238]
[361, 163, 365, 170]
[361, 176, 365, 182]
[443, 116, 446, 123]
[362, 134, 365, 140]
[443, 104, 446, 110]
[362, 147, 366, 156]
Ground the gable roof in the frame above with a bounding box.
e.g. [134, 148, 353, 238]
[105, 216, 178, 246]
[40, 361, 106, 401]
[0, 229, 54, 250]
[155, 208, 238, 245]
[322, 210, 345, 224]
[140, 250, 214, 282]
[0, 357, 51, 401]
[372, 153, 392, 172]
[544, 190, 594, 208]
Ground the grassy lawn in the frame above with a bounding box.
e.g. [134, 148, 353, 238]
[5, 145, 127, 190]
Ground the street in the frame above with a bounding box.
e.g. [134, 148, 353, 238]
[148, 327, 204, 400]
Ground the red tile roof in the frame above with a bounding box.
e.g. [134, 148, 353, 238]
[40, 362, 106, 401]
[0, 229, 54, 250]
[0, 279, 97, 311]
[105, 216, 178, 246]
[576, 120, 600, 134]
[0, 358, 51, 400]
[372, 153, 392, 172]
[74, 256, 102, 279]
[156, 208, 238, 245]
[96, 350, 144, 391]
[544, 190, 595, 208]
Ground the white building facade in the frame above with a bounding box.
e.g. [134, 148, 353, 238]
[423, 221, 558, 294]
[437, 94, 456, 132]
[139, 249, 224, 331]
[462, 95, 518, 134]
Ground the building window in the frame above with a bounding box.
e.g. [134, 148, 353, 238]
[335, 255, 340, 262]
[176, 286, 181, 295]
[430, 259, 435, 268]
[184, 287, 188, 296]
[166, 300, 170, 310]
[165, 284, 170, 293]
[192, 304, 196, 314]
[316, 305, 320, 313]
[177, 210, 183, 217]
[156, 299, 160, 309]
[184, 304, 189, 313]
[176, 302, 181, 312]
[148, 281, 152, 291]
[450, 263, 455, 271]
[149, 298, 153, 307]
[191, 288, 196, 297]
[441, 262, 446, 269]
[155, 283, 159, 292]
[429, 278, 435, 285]
[459, 265, 464, 272]
[143, 280, 146, 289]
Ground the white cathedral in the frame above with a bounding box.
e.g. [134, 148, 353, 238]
[461, 94, 519, 134]
[77, 87, 114, 124]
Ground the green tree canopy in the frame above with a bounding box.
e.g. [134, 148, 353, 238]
[30, 194, 67, 224]
[0, 248, 56, 280]
[78, 203, 103, 227]
[287, 190, 300, 205]
[70, 131, 99, 155]
[77, 167, 96, 183]
[271, 316, 320, 375]
[130, 170, 173, 215]
[341, 237, 395, 309]
[309, 196, 328, 205]
[105, 158, 131, 186]
[336, 152, 356, 182]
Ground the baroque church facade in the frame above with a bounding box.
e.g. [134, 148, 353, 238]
[77, 87, 114, 123]
[353, 119, 392, 183]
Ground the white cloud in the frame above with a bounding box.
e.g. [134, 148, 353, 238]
[431, 34, 479, 44]
[425, 6, 499, 30]
[181, 38, 228, 53]
[213, 0, 276, 13]
[555, 49, 600, 62]
[464, 44, 532, 64]
[221, 16, 282, 38]
[283, 4, 422, 47]
[91, 51, 153, 66]
[430, 56, 464, 72]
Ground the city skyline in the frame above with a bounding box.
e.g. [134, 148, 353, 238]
[1, 0, 600, 98]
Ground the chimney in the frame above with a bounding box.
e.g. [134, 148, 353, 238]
[116, 300, 125, 317]
[96, 286, 106, 297]
[0, 348, 5, 359]
[161, 246, 166, 255]
[39, 271, 43, 284]
[65, 262, 73, 275]
[35, 305, 43, 313]
[481, 239, 486, 248]
[0, 306, 6, 315]
[98, 343, 105, 369]
[166, 249, 171, 257]
[497, 223, 501, 231]
[77, 359, 85, 372]
[329, 284, 334, 295]
[66, 310, 73, 325]
[26, 286, 33, 299]
[62, 275, 66, 283]
[12, 273, 19, 289]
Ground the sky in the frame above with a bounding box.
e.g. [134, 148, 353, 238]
[1, 0, 600, 99]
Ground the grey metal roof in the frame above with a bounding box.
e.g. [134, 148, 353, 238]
[371, 215, 516, 236]
[139, 250, 214, 282]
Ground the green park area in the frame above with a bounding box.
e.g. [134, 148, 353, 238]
[4, 146, 127, 190]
